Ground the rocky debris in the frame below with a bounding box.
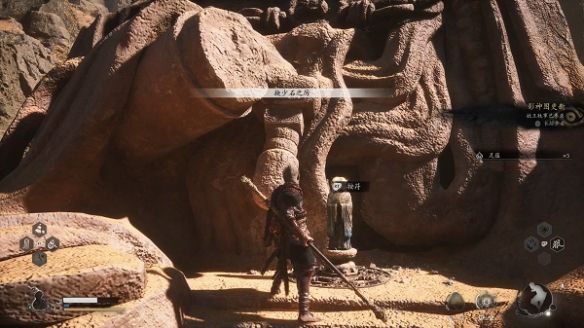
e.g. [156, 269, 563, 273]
[0, 17, 23, 33]
[68, 0, 109, 27]
[0, 0, 46, 21]
[20, 0, 105, 61]
[104, 0, 137, 12]
[0, 31, 53, 137]
[1, 0, 102, 37]
[24, 11, 71, 58]
[0, 0, 140, 137]
[0, 32, 54, 99]
[38, 0, 86, 36]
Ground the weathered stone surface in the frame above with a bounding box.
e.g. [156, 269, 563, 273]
[184, 7, 297, 108]
[0, 0, 582, 257]
[24, 11, 71, 58]
[50, 267, 186, 328]
[0, 0, 131, 137]
[104, 0, 140, 12]
[0, 31, 53, 136]
[0, 58, 80, 180]
[0, 0, 582, 326]
[548, 267, 584, 327]
[0, 244, 145, 325]
[25, 0, 104, 60]
[68, 0, 109, 27]
[114, 7, 301, 161]
[0, 0, 45, 20]
[39, 0, 85, 37]
[328, 0, 584, 248]
[0, 17, 23, 33]
[0, 212, 184, 327]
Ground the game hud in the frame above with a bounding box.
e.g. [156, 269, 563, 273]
[0, 0, 583, 327]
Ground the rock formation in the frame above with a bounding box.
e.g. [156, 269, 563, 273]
[0, 30, 53, 139]
[0, 0, 581, 256]
[0, 0, 137, 136]
[0, 0, 582, 325]
[0, 212, 184, 327]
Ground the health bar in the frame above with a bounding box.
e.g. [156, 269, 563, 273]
[62, 297, 119, 308]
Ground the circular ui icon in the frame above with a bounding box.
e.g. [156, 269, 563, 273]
[516, 282, 553, 317]
[476, 292, 496, 309]
[445, 292, 465, 312]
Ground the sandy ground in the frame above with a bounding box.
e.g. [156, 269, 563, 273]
[181, 244, 583, 328]
[182, 251, 529, 328]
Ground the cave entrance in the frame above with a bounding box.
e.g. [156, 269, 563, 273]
[324, 164, 381, 251]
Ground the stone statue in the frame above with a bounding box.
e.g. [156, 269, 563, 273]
[327, 177, 353, 250]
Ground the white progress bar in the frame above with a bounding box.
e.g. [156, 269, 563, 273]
[62, 297, 98, 304]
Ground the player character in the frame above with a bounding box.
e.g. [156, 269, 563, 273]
[264, 166, 321, 323]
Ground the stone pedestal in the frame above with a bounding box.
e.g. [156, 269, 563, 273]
[323, 247, 358, 276]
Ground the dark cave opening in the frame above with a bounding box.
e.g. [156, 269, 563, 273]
[324, 164, 395, 251]
[0, 112, 45, 180]
[437, 143, 455, 189]
[324, 151, 459, 252]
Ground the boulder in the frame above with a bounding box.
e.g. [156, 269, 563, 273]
[0, 212, 173, 267]
[24, 0, 94, 61]
[68, 0, 109, 20]
[0, 245, 145, 325]
[0, 17, 23, 33]
[0, 0, 45, 21]
[0, 0, 106, 136]
[24, 11, 71, 48]
[104, 0, 136, 11]
[0, 212, 184, 327]
[0, 58, 80, 180]
[50, 267, 186, 328]
[41, 0, 83, 33]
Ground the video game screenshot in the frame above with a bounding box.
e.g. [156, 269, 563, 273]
[0, 0, 583, 327]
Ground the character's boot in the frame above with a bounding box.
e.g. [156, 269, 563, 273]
[297, 270, 321, 323]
